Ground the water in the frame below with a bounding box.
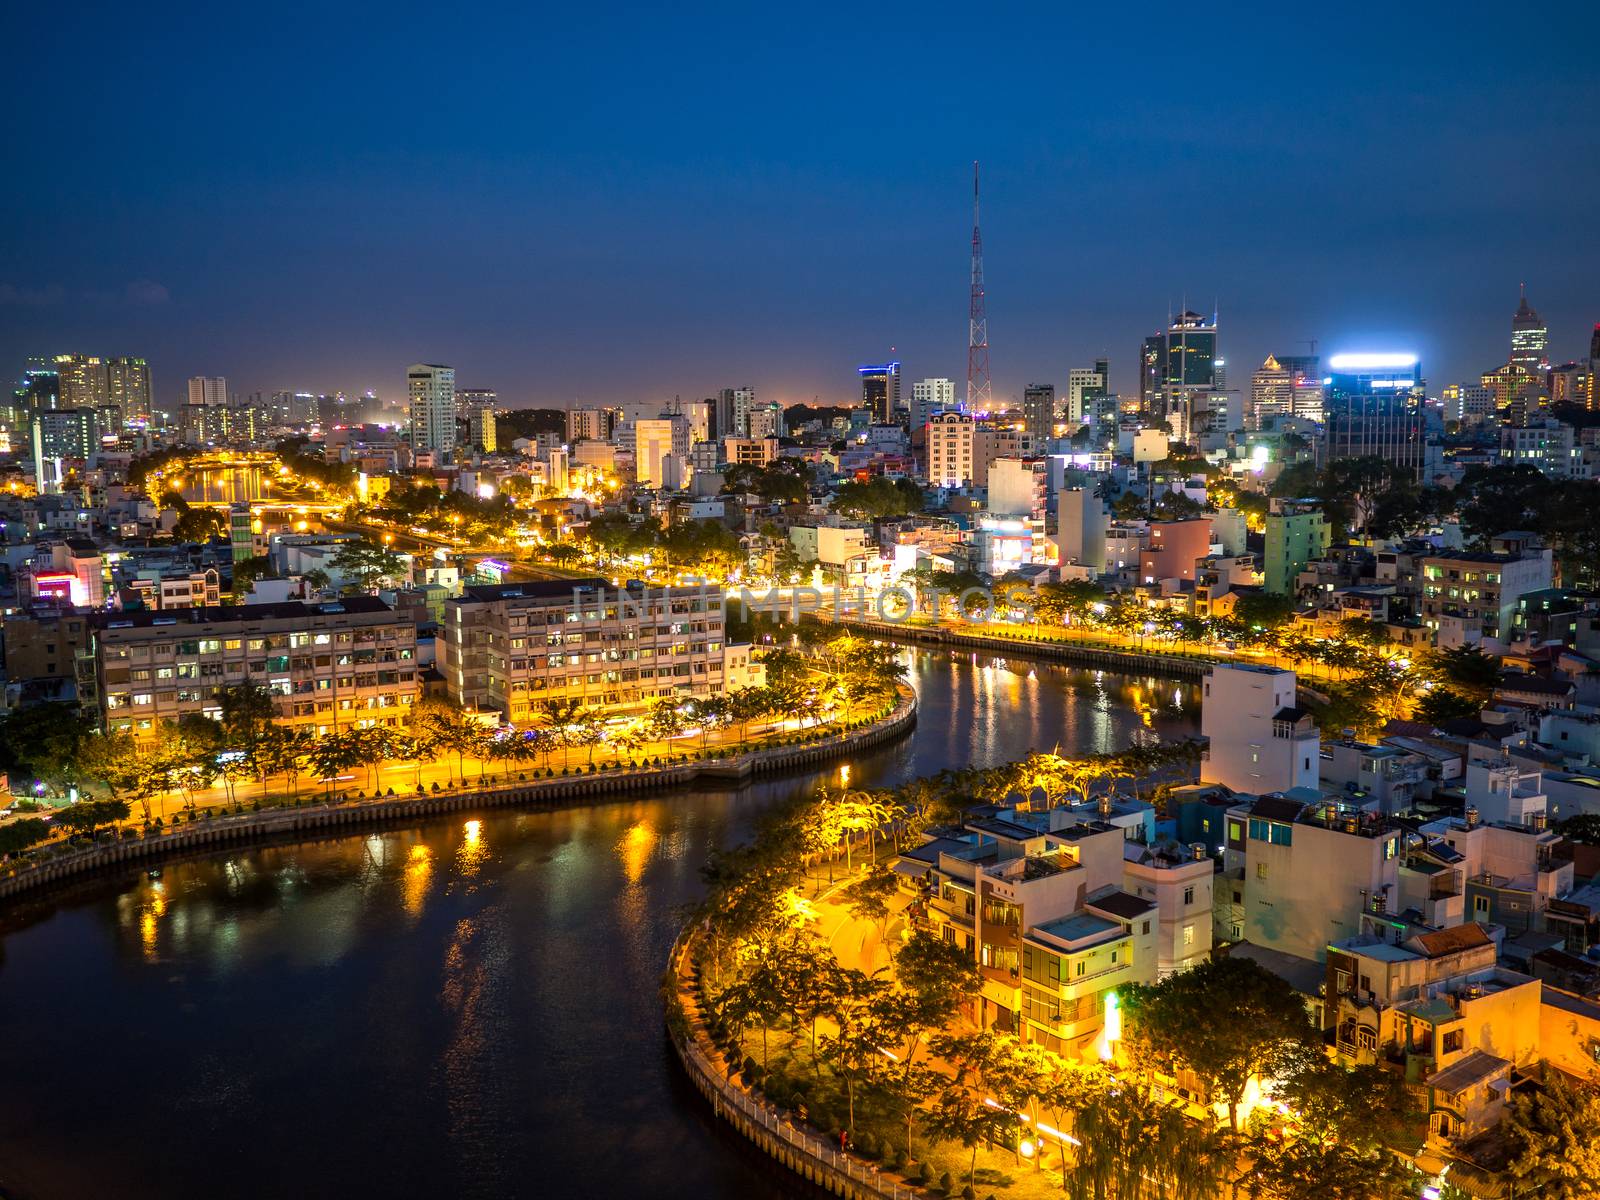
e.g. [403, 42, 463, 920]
[176, 464, 267, 505]
[0, 651, 1198, 1200]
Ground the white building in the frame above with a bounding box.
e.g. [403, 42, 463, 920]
[1200, 664, 1320, 795]
[911, 377, 957, 431]
[1056, 487, 1107, 574]
[1122, 841, 1213, 977]
[407, 363, 456, 456]
[987, 457, 1049, 520]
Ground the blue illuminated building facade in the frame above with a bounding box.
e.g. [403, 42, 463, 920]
[1323, 354, 1426, 477]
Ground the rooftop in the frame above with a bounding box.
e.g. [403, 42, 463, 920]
[1031, 912, 1121, 948]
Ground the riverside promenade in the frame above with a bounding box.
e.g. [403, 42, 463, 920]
[0, 689, 916, 905]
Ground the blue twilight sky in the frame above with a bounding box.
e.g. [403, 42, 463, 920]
[4, 0, 1598, 411]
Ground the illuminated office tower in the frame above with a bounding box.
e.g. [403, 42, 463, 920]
[188, 376, 228, 406]
[457, 389, 497, 452]
[859, 362, 901, 424]
[1510, 290, 1548, 375]
[1140, 312, 1217, 417]
[105, 356, 150, 427]
[407, 363, 457, 456]
[1323, 354, 1426, 477]
[1249, 356, 1293, 430]
[926, 412, 975, 488]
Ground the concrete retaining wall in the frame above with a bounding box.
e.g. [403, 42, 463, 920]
[0, 690, 917, 905]
[820, 616, 1215, 680]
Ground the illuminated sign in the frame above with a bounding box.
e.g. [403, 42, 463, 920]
[1327, 353, 1418, 370]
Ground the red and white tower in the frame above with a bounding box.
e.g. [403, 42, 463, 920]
[966, 160, 992, 413]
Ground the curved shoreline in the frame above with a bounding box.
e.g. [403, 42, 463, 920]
[665, 927, 924, 1200]
[0, 690, 917, 909]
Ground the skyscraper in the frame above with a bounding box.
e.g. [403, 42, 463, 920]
[1249, 356, 1293, 430]
[188, 376, 228, 406]
[1323, 354, 1426, 477]
[1140, 312, 1217, 417]
[859, 362, 901, 424]
[54, 354, 109, 412]
[106, 357, 150, 427]
[1510, 289, 1548, 375]
[407, 363, 456, 456]
[1022, 383, 1056, 441]
[634, 415, 690, 487]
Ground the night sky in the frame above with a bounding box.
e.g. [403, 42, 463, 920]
[5, 1, 1597, 410]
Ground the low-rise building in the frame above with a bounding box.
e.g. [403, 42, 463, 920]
[440, 578, 747, 721]
[94, 597, 420, 737]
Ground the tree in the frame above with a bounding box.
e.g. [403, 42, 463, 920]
[831, 477, 925, 521]
[1275, 1051, 1421, 1155]
[53, 798, 131, 837]
[231, 554, 276, 597]
[1414, 686, 1481, 725]
[172, 507, 226, 542]
[0, 817, 50, 858]
[1503, 1073, 1600, 1199]
[840, 864, 898, 945]
[1123, 954, 1316, 1129]
[328, 538, 410, 592]
[1247, 1132, 1408, 1200]
[218, 679, 278, 768]
[0, 702, 95, 797]
[925, 1031, 1025, 1185]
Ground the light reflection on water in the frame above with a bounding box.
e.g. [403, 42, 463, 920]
[0, 649, 1198, 1200]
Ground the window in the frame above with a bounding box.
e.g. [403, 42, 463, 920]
[1141, 920, 1150, 936]
[1474, 895, 1490, 918]
[1256, 862, 1269, 880]
[1182, 926, 1195, 947]
[1075, 961, 1086, 977]
[1442, 1030, 1463, 1054]
[1183, 886, 1195, 905]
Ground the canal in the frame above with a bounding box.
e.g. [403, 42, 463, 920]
[0, 650, 1200, 1200]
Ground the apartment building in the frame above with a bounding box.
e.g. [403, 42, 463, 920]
[926, 412, 974, 488]
[1418, 545, 1553, 640]
[94, 597, 420, 737]
[1224, 794, 1402, 962]
[440, 578, 751, 722]
[1200, 665, 1321, 795]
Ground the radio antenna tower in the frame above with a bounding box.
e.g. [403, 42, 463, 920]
[966, 161, 991, 412]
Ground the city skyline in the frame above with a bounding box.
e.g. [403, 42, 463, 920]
[4, 3, 1598, 406]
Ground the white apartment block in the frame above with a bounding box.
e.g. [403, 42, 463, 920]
[407, 363, 456, 456]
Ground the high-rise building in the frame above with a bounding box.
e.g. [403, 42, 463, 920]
[1323, 354, 1426, 476]
[567, 407, 617, 443]
[910, 377, 956, 433]
[1066, 360, 1109, 425]
[747, 402, 784, 440]
[925, 412, 974, 488]
[859, 362, 901, 424]
[105, 356, 150, 427]
[1022, 383, 1055, 442]
[407, 363, 456, 456]
[1510, 290, 1548, 375]
[716, 387, 755, 440]
[1249, 356, 1294, 431]
[54, 354, 109, 412]
[188, 376, 227, 407]
[1139, 334, 1166, 411]
[634, 415, 690, 487]
[666, 396, 712, 444]
[455, 387, 496, 419]
[1140, 312, 1217, 417]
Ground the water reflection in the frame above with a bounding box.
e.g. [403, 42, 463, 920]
[0, 649, 1199, 1200]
